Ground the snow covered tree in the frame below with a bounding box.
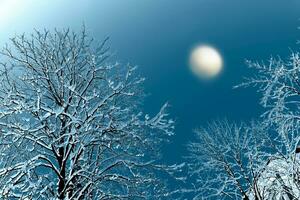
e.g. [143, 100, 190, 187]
[0, 28, 175, 199]
[248, 155, 300, 200]
[187, 120, 271, 200]
[236, 53, 300, 199]
[238, 54, 300, 158]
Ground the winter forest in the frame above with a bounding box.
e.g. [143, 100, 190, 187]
[1, 0, 300, 199]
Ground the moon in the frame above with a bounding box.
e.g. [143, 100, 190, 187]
[189, 45, 223, 79]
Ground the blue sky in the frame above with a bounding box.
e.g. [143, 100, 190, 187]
[1, 0, 300, 164]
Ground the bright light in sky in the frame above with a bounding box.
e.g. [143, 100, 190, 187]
[189, 45, 223, 79]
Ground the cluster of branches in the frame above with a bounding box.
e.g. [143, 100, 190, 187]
[2, 26, 299, 200]
[0, 28, 178, 199]
[188, 53, 300, 199]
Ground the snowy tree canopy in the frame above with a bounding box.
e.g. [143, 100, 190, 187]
[0, 28, 176, 199]
[248, 156, 300, 200]
[236, 53, 300, 199]
[237, 54, 300, 155]
[187, 120, 271, 200]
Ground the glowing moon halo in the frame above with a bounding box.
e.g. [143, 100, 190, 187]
[189, 45, 223, 79]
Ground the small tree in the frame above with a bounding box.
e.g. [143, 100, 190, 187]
[188, 120, 270, 200]
[0, 28, 175, 199]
